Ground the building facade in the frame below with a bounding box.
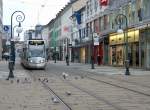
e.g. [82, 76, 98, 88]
[84, 0, 150, 69]
[41, 25, 49, 46]
[47, 0, 150, 70]
[47, 19, 55, 60]
[71, 0, 87, 63]
[60, 4, 73, 61]
[0, 0, 3, 60]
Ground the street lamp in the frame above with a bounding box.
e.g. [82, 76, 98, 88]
[66, 38, 69, 66]
[91, 31, 95, 69]
[13, 22, 22, 39]
[87, 26, 94, 69]
[7, 11, 25, 80]
[54, 46, 56, 63]
[115, 14, 130, 75]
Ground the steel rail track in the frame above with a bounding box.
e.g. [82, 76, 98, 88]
[85, 71, 150, 89]
[86, 76, 150, 97]
[80, 71, 150, 97]
[28, 70, 72, 110]
[43, 70, 126, 110]
[41, 81, 72, 110]
[24, 66, 150, 110]
[57, 68, 150, 97]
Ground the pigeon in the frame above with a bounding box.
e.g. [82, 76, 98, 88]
[25, 78, 27, 81]
[17, 79, 19, 83]
[51, 97, 59, 103]
[43, 78, 48, 83]
[66, 91, 71, 96]
[62, 72, 68, 79]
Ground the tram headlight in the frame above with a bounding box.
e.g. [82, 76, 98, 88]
[40, 60, 44, 63]
[30, 60, 33, 63]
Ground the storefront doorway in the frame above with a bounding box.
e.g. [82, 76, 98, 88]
[128, 43, 139, 67]
[110, 45, 124, 66]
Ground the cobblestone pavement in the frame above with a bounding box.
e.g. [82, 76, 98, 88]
[0, 60, 150, 110]
[50, 60, 150, 75]
[0, 61, 69, 110]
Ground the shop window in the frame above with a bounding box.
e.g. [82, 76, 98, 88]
[112, 46, 117, 65]
[104, 15, 108, 30]
[99, 17, 101, 32]
[109, 13, 114, 29]
[143, 0, 150, 20]
[94, 19, 99, 33]
[116, 46, 123, 65]
[101, 16, 104, 31]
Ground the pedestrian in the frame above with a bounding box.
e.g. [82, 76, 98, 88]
[65, 54, 69, 66]
[97, 55, 100, 65]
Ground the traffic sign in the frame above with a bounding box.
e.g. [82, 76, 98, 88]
[3, 26, 9, 32]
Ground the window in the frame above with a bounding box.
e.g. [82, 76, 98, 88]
[94, 0, 98, 12]
[86, 1, 90, 17]
[104, 15, 108, 30]
[94, 19, 99, 33]
[101, 16, 104, 31]
[99, 17, 101, 32]
[143, 0, 150, 20]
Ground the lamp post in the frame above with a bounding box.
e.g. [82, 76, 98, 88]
[54, 46, 56, 63]
[13, 22, 22, 38]
[7, 11, 25, 80]
[66, 38, 69, 66]
[88, 26, 94, 69]
[91, 31, 95, 69]
[115, 14, 130, 75]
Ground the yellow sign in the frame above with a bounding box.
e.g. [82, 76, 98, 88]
[109, 29, 139, 45]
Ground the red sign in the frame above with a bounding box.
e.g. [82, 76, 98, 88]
[100, 0, 108, 6]
[63, 26, 69, 32]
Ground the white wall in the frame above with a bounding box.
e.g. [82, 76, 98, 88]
[41, 27, 49, 40]
[41, 27, 49, 47]
[61, 6, 73, 60]
[61, 7, 72, 39]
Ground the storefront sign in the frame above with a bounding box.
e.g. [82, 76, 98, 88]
[4, 25, 9, 32]
[94, 37, 99, 45]
[100, 0, 108, 6]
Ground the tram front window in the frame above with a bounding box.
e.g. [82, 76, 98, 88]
[29, 49, 44, 58]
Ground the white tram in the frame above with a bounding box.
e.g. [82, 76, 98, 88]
[20, 39, 47, 69]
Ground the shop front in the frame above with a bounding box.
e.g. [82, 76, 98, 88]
[80, 47, 86, 63]
[109, 29, 139, 67]
[93, 43, 103, 65]
[140, 28, 150, 69]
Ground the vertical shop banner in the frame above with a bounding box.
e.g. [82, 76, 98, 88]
[93, 33, 99, 46]
[100, 0, 108, 6]
[74, 11, 81, 29]
[63, 26, 69, 32]
[74, 11, 81, 25]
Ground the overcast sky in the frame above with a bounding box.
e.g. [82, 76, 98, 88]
[3, 0, 70, 30]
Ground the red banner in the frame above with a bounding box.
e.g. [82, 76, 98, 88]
[63, 26, 69, 32]
[100, 0, 108, 6]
